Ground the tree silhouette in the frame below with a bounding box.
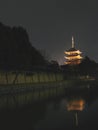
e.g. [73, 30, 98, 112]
[0, 22, 46, 71]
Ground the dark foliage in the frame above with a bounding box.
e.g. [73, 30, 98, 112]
[78, 56, 98, 76]
[61, 56, 98, 78]
[0, 22, 46, 70]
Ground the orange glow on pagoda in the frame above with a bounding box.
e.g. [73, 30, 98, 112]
[64, 37, 83, 65]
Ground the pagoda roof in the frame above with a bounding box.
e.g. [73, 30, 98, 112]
[67, 47, 77, 52]
[66, 53, 79, 57]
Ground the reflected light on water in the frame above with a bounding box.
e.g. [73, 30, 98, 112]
[66, 98, 86, 127]
[67, 99, 85, 111]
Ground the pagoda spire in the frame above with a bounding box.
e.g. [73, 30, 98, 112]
[72, 36, 75, 48]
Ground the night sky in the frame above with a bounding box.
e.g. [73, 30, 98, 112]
[0, 0, 98, 65]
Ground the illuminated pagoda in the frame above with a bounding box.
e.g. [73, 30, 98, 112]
[64, 37, 83, 65]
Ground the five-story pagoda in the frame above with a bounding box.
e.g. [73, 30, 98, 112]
[64, 37, 83, 65]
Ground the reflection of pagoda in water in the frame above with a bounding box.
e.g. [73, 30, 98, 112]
[66, 98, 85, 126]
[67, 98, 85, 111]
[64, 37, 83, 65]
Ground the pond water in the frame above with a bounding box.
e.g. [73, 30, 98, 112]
[0, 83, 98, 130]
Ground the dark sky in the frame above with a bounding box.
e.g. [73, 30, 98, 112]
[0, 0, 98, 65]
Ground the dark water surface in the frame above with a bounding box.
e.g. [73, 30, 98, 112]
[0, 83, 98, 130]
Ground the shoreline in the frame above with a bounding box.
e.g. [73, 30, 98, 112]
[0, 79, 96, 95]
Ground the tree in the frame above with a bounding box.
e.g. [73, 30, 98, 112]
[0, 22, 46, 70]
